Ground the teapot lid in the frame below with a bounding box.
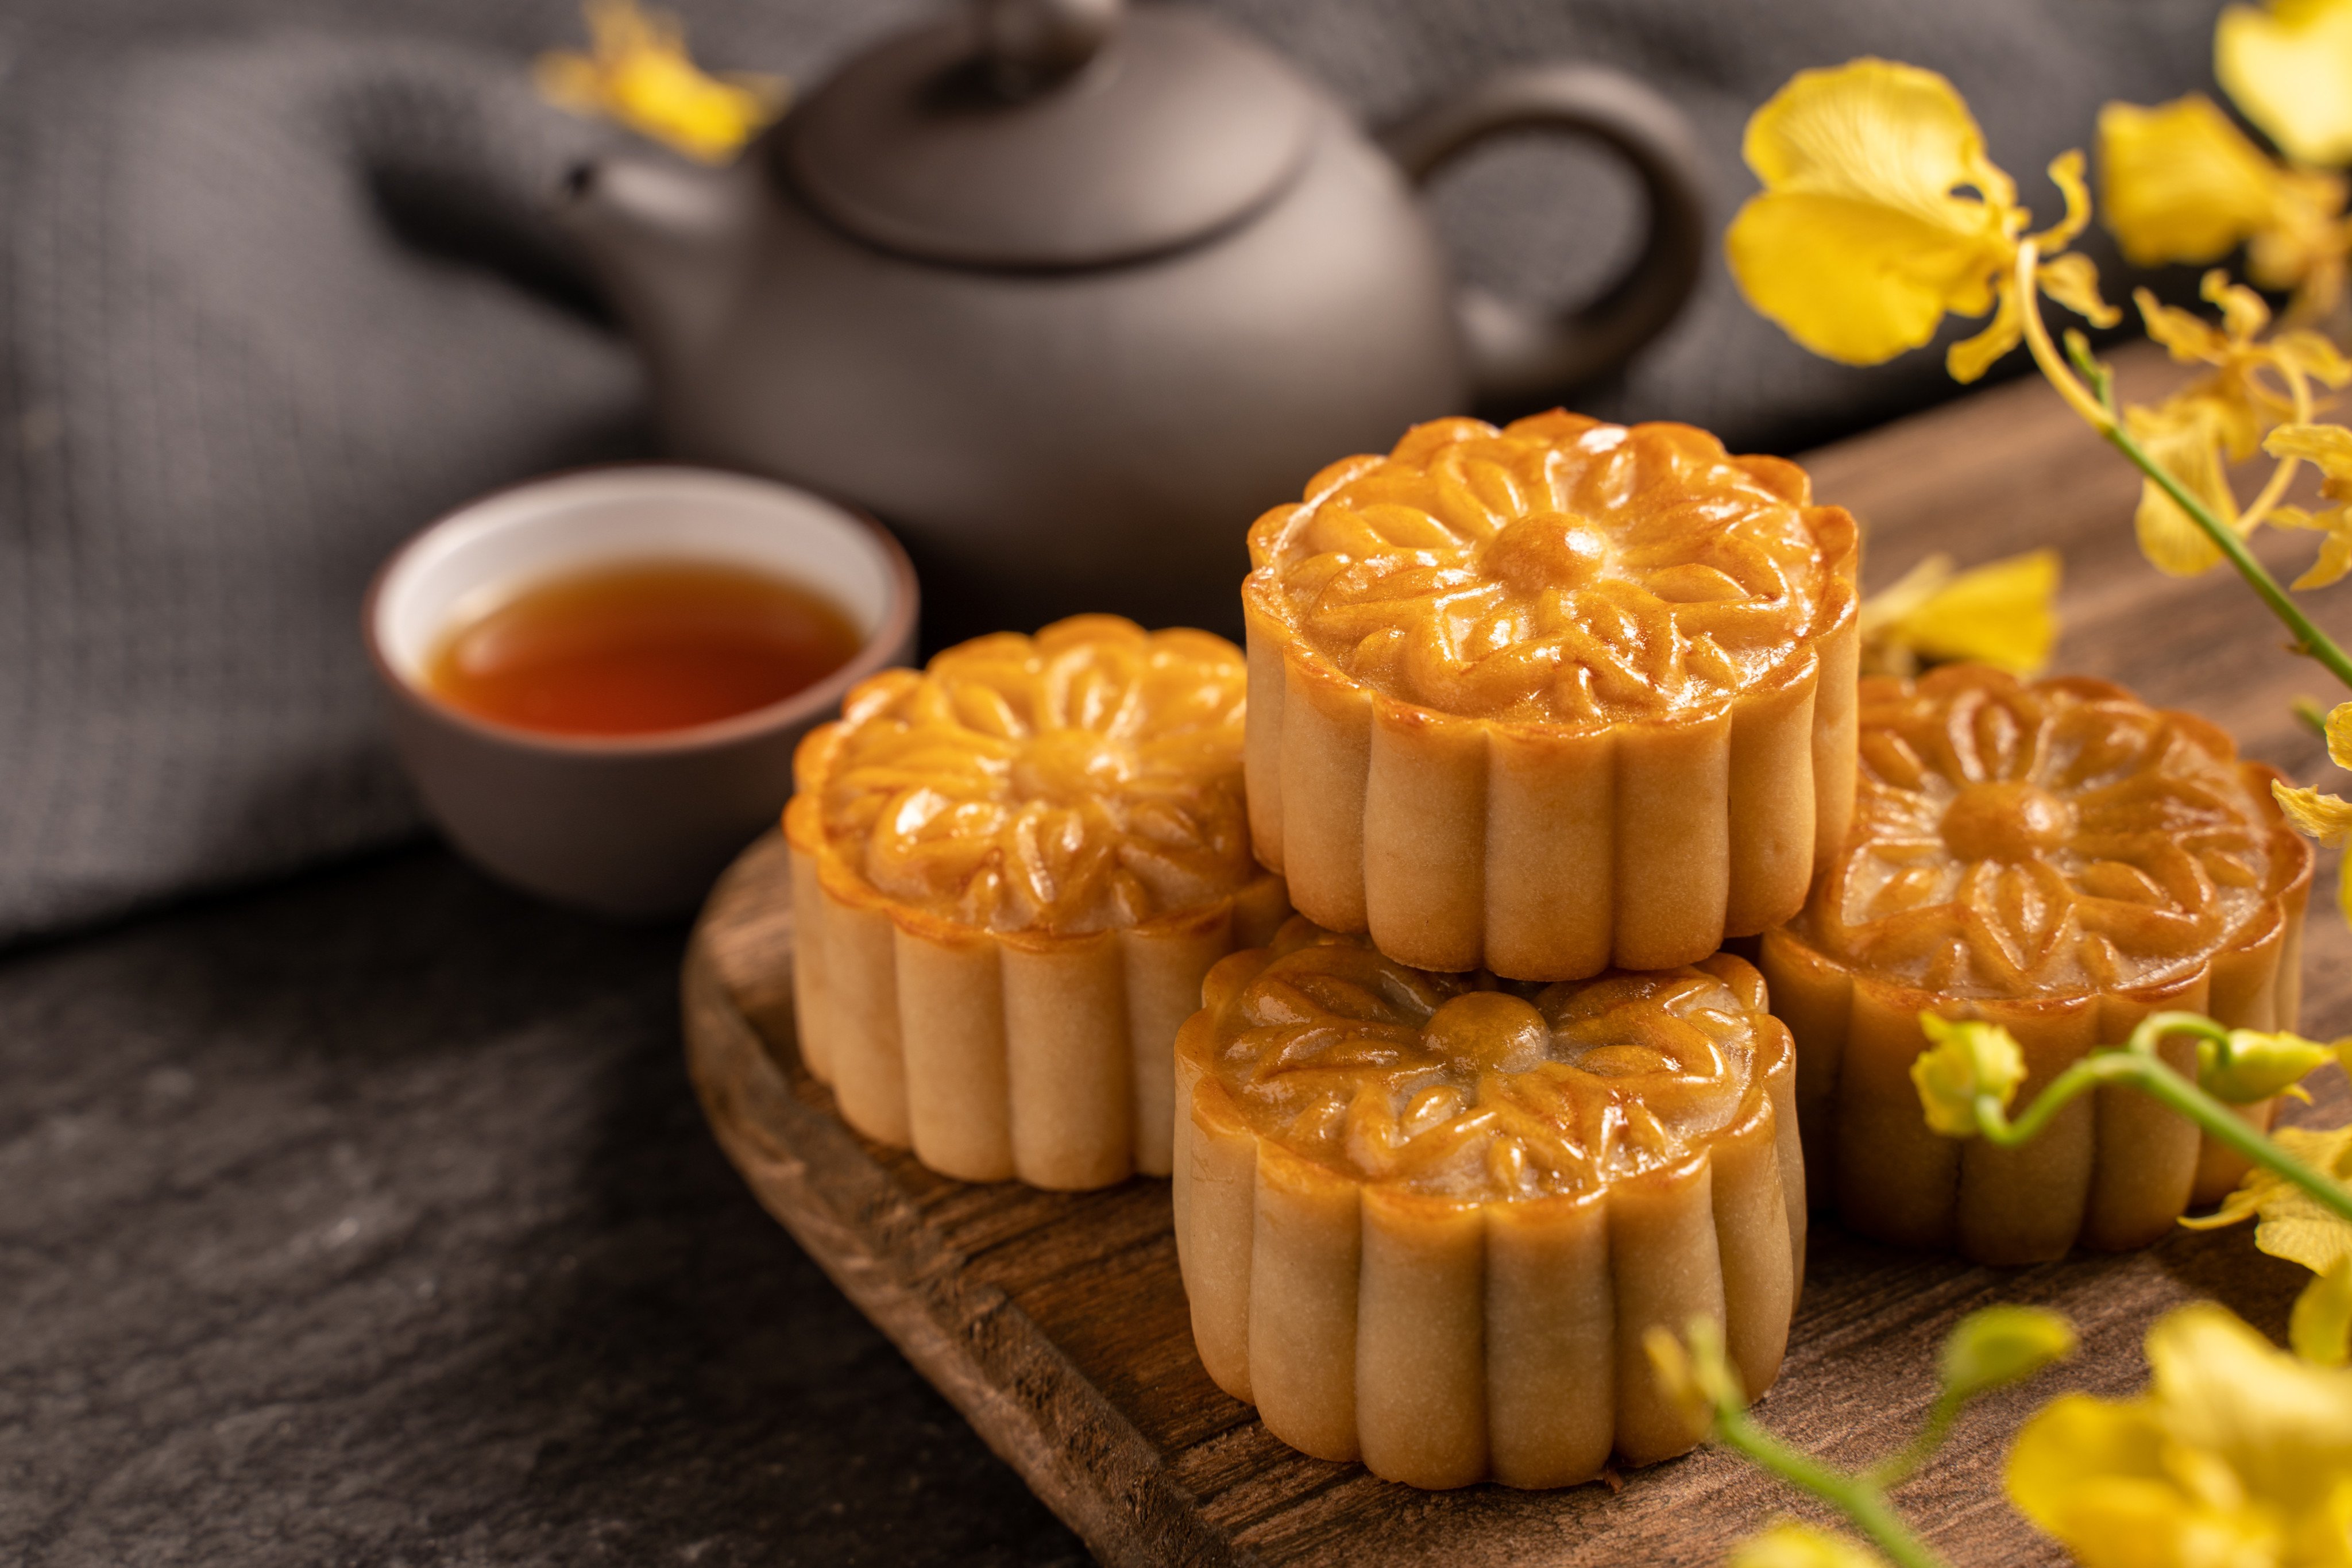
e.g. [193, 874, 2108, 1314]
[778, 0, 1320, 269]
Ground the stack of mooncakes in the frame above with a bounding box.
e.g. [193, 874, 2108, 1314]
[1174, 412, 1853, 1486]
[781, 410, 2312, 1490]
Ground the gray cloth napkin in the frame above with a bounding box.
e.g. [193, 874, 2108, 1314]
[0, 0, 2222, 943]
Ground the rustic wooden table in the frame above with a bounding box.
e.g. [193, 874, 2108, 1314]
[683, 350, 2352, 1567]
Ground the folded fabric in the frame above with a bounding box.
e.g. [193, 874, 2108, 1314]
[0, 34, 642, 943]
[0, 0, 2216, 943]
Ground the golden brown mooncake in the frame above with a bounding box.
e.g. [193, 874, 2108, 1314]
[1241, 412, 1860, 981]
[785, 615, 1291, 1190]
[1759, 666, 2314, 1265]
[1172, 917, 1804, 1489]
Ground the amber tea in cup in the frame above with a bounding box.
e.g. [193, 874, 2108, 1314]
[369, 465, 916, 916]
[425, 559, 863, 737]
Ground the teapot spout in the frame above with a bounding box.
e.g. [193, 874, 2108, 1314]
[556, 156, 755, 367]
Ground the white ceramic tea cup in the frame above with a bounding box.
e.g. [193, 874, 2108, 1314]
[365, 465, 918, 918]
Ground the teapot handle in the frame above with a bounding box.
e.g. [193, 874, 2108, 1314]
[1380, 65, 1708, 410]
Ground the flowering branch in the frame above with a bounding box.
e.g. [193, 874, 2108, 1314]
[2014, 241, 2352, 690]
[1648, 1310, 2078, 1568]
[1915, 1010, 2352, 1231]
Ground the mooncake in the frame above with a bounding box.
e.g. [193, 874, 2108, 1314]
[1173, 917, 1803, 1488]
[786, 615, 1290, 1189]
[1242, 412, 1860, 980]
[1759, 666, 2313, 1264]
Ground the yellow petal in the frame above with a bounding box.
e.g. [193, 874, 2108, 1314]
[2218, 0, 2352, 167]
[2135, 287, 2233, 366]
[2273, 779, 2352, 845]
[2266, 422, 2352, 492]
[2326, 700, 2352, 773]
[2147, 1299, 2352, 1511]
[1730, 192, 2006, 366]
[2272, 330, 2352, 389]
[2030, 149, 2098, 252]
[2250, 1123, 2352, 1273]
[534, 0, 785, 163]
[2099, 96, 2296, 268]
[2006, 1393, 2172, 1536]
[1945, 274, 2025, 381]
[1876, 548, 2061, 674]
[1743, 59, 2017, 214]
[1729, 60, 2018, 364]
[2204, 268, 2274, 343]
[2179, 1179, 2267, 1230]
[2036, 252, 2121, 329]
[2292, 1257, 2352, 1368]
[2126, 398, 2245, 576]
[2292, 525, 2352, 590]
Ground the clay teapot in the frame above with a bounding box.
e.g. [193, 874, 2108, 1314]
[559, 0, 1707, 640]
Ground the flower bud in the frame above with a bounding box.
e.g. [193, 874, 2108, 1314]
[1643, 1315, 1744, 1426]
[1911, 1013, 2026, 1136]
[1730, 1521, 1889, 1568]
[2198, 1028, 2332, 1103]
[1940, 1304, 2077, 1402]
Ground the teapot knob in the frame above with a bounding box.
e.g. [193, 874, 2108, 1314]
[977, 0, 1122, 98]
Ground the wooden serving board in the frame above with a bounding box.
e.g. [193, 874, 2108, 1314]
[682, 350, 2352, 1567]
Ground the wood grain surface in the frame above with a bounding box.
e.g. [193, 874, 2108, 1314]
[682, 349, 2352, 1567]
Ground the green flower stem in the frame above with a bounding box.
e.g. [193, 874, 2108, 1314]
[1970, 1015, 2352, 1229]
[1712, 1404, 1950, 1568]
[2063, 336, 2352, 693]
[1860, 1391, 1964, 1492]
[2099, 419, 2352, 691]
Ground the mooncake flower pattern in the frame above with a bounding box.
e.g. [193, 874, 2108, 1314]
[1266, 413, 1839, 723]
[1174, 918, 1803, 1489]
[810, 615, 1255, 935]
[1205, 925, 1767, 1202]
[787, 616, 1288, 1189]
[1806, 667, 2283, 994]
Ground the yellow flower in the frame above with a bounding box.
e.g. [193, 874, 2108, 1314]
[2270, 425, 2352, 588]
[1911, 1012, 2026, 1137]
[1729, 1521, 1890, 1568]
[2007, 1302, 2352, 1568]
[1858, 549, 2061, 678]
[2099, 95, 2350, 321]
[2125, 276, 2351, 577]
[535, 0, 786, 164]
[2218, 0, 2352, 168]
[2126, 396, 2250, 577]
[2183, 1122, 2352, 1274]
[1727, 60, 2114, 382]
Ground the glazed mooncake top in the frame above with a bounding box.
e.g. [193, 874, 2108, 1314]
[1790, 666, 2299, 995]
[1243, 412, 1855, 725]
[795, 616, 1256, 936]
[1185, 918, 1774, 1201]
